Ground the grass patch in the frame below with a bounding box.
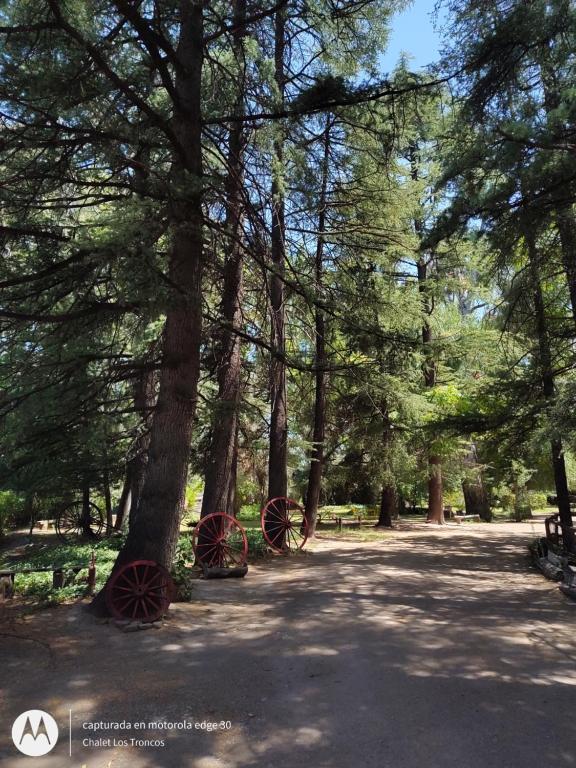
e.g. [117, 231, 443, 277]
[238, 503, 261, 521]
[316, 527, 394, 543]
[0, 536, 124, 605]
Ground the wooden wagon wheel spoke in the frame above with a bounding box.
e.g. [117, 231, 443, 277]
[141, 570, 164, 590]
[261, 497, 308, 553]
[106, 561, 173, 622]
[56, 500, 105, 543]
[192, 513, 248, 568]
[264, 507, 286, 523]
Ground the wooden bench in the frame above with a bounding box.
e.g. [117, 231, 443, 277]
[452, 514, 481, 524]
[0, 560, 95, 599]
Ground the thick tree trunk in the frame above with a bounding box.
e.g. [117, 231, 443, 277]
[304, 118, 331, 537]
[462, 480, 491, 520]
[526, 223, 574, 551]
[462, 444, 492, 521]
[201, 0, 246, 520]
[427, 455, 444, 524]
[377, 483, 397, 528]
[268, 4, 288, 502]
[376, 406, 397, 528]
[90, 4, 205, 612]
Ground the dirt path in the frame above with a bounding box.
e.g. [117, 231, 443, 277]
[1, 522, 575, 768]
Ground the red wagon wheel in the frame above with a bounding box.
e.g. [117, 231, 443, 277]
[106, 560, 173, 622]
[261, 497, 308, 553]
[192, 512, 248, 568]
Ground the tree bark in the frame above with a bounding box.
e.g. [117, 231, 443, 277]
[377, 483, 397, 528]
[201, 0, 246, 520]
[267, 3, 288, 502]
[304, 117, 331, 537]
[90, 3, 205, 612]
[427, 454, 444, 524]
[418, 257, 444, 525]
[103, 467, 113, 530]
[525, 222, 574, 551]
[411, 143, 444, 525]
[81, 477, 92, 535]
[227, 424, 239, 517]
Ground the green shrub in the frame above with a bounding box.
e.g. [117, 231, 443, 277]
[0, 536, 124, 604]
[0, 491, 25, 538]
[245, 528, 268, 559]
[528, 491, 549, 511]
[184, 476, 204, 512]
[171, 535, 195, 601]
[238, 503, 260, 520]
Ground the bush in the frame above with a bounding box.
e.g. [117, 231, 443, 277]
[528, 491, 549, 511]
[184, 476, 204, 512]
[171, 535, 195, 601]
[245, 528, 268, 559]
[0, 536, 124, 604]
[0, 491, 25, 539]
[238, 503, 260, 520]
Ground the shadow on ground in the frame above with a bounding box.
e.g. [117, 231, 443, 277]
[1, 524, 574, 768]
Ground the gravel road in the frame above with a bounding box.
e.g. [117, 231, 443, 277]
[1, 521, 575, 768]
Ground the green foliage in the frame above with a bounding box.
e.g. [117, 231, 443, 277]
[244, 529, 268, 559]
[238, 504, 261, 521]
[0, 491, 24, 538]
[182, 476, 204, 523]
[171, 535, 195, 601]
[0, 537, 124, 604]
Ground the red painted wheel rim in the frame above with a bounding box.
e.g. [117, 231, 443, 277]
[192, 512, 248, 568]
[106, 560, 173, 622]
[261, 497, 308, 553]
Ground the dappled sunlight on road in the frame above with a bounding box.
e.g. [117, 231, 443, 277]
[1, 521, 575, 767]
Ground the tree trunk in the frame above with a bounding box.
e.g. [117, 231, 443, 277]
[304, 117, 331, 537]
[201, 0, 246, 520]
[267, 4, 288, 503]
[227, 424, 239, 517]
[427, 455, 444, 524]
[114, 465, 131, 531]
[418, 260, 444, 525]
[462, 480, 491, 520]
[412, 144, 444, 525]
[525, 222, 574, 551]
[377, 483, 397, 528]
[124, 362, 158, 527]
[81, 478, 92, 535]
[103, 468, 113, 530]
[90, 3, 205, 612]
[25, 492, 36, 542]
[462, 443, 492, 521]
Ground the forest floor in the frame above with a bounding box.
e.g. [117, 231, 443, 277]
[1, 519, 576, 768]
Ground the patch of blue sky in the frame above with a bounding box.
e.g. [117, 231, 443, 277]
[380, 0, 446, 74]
